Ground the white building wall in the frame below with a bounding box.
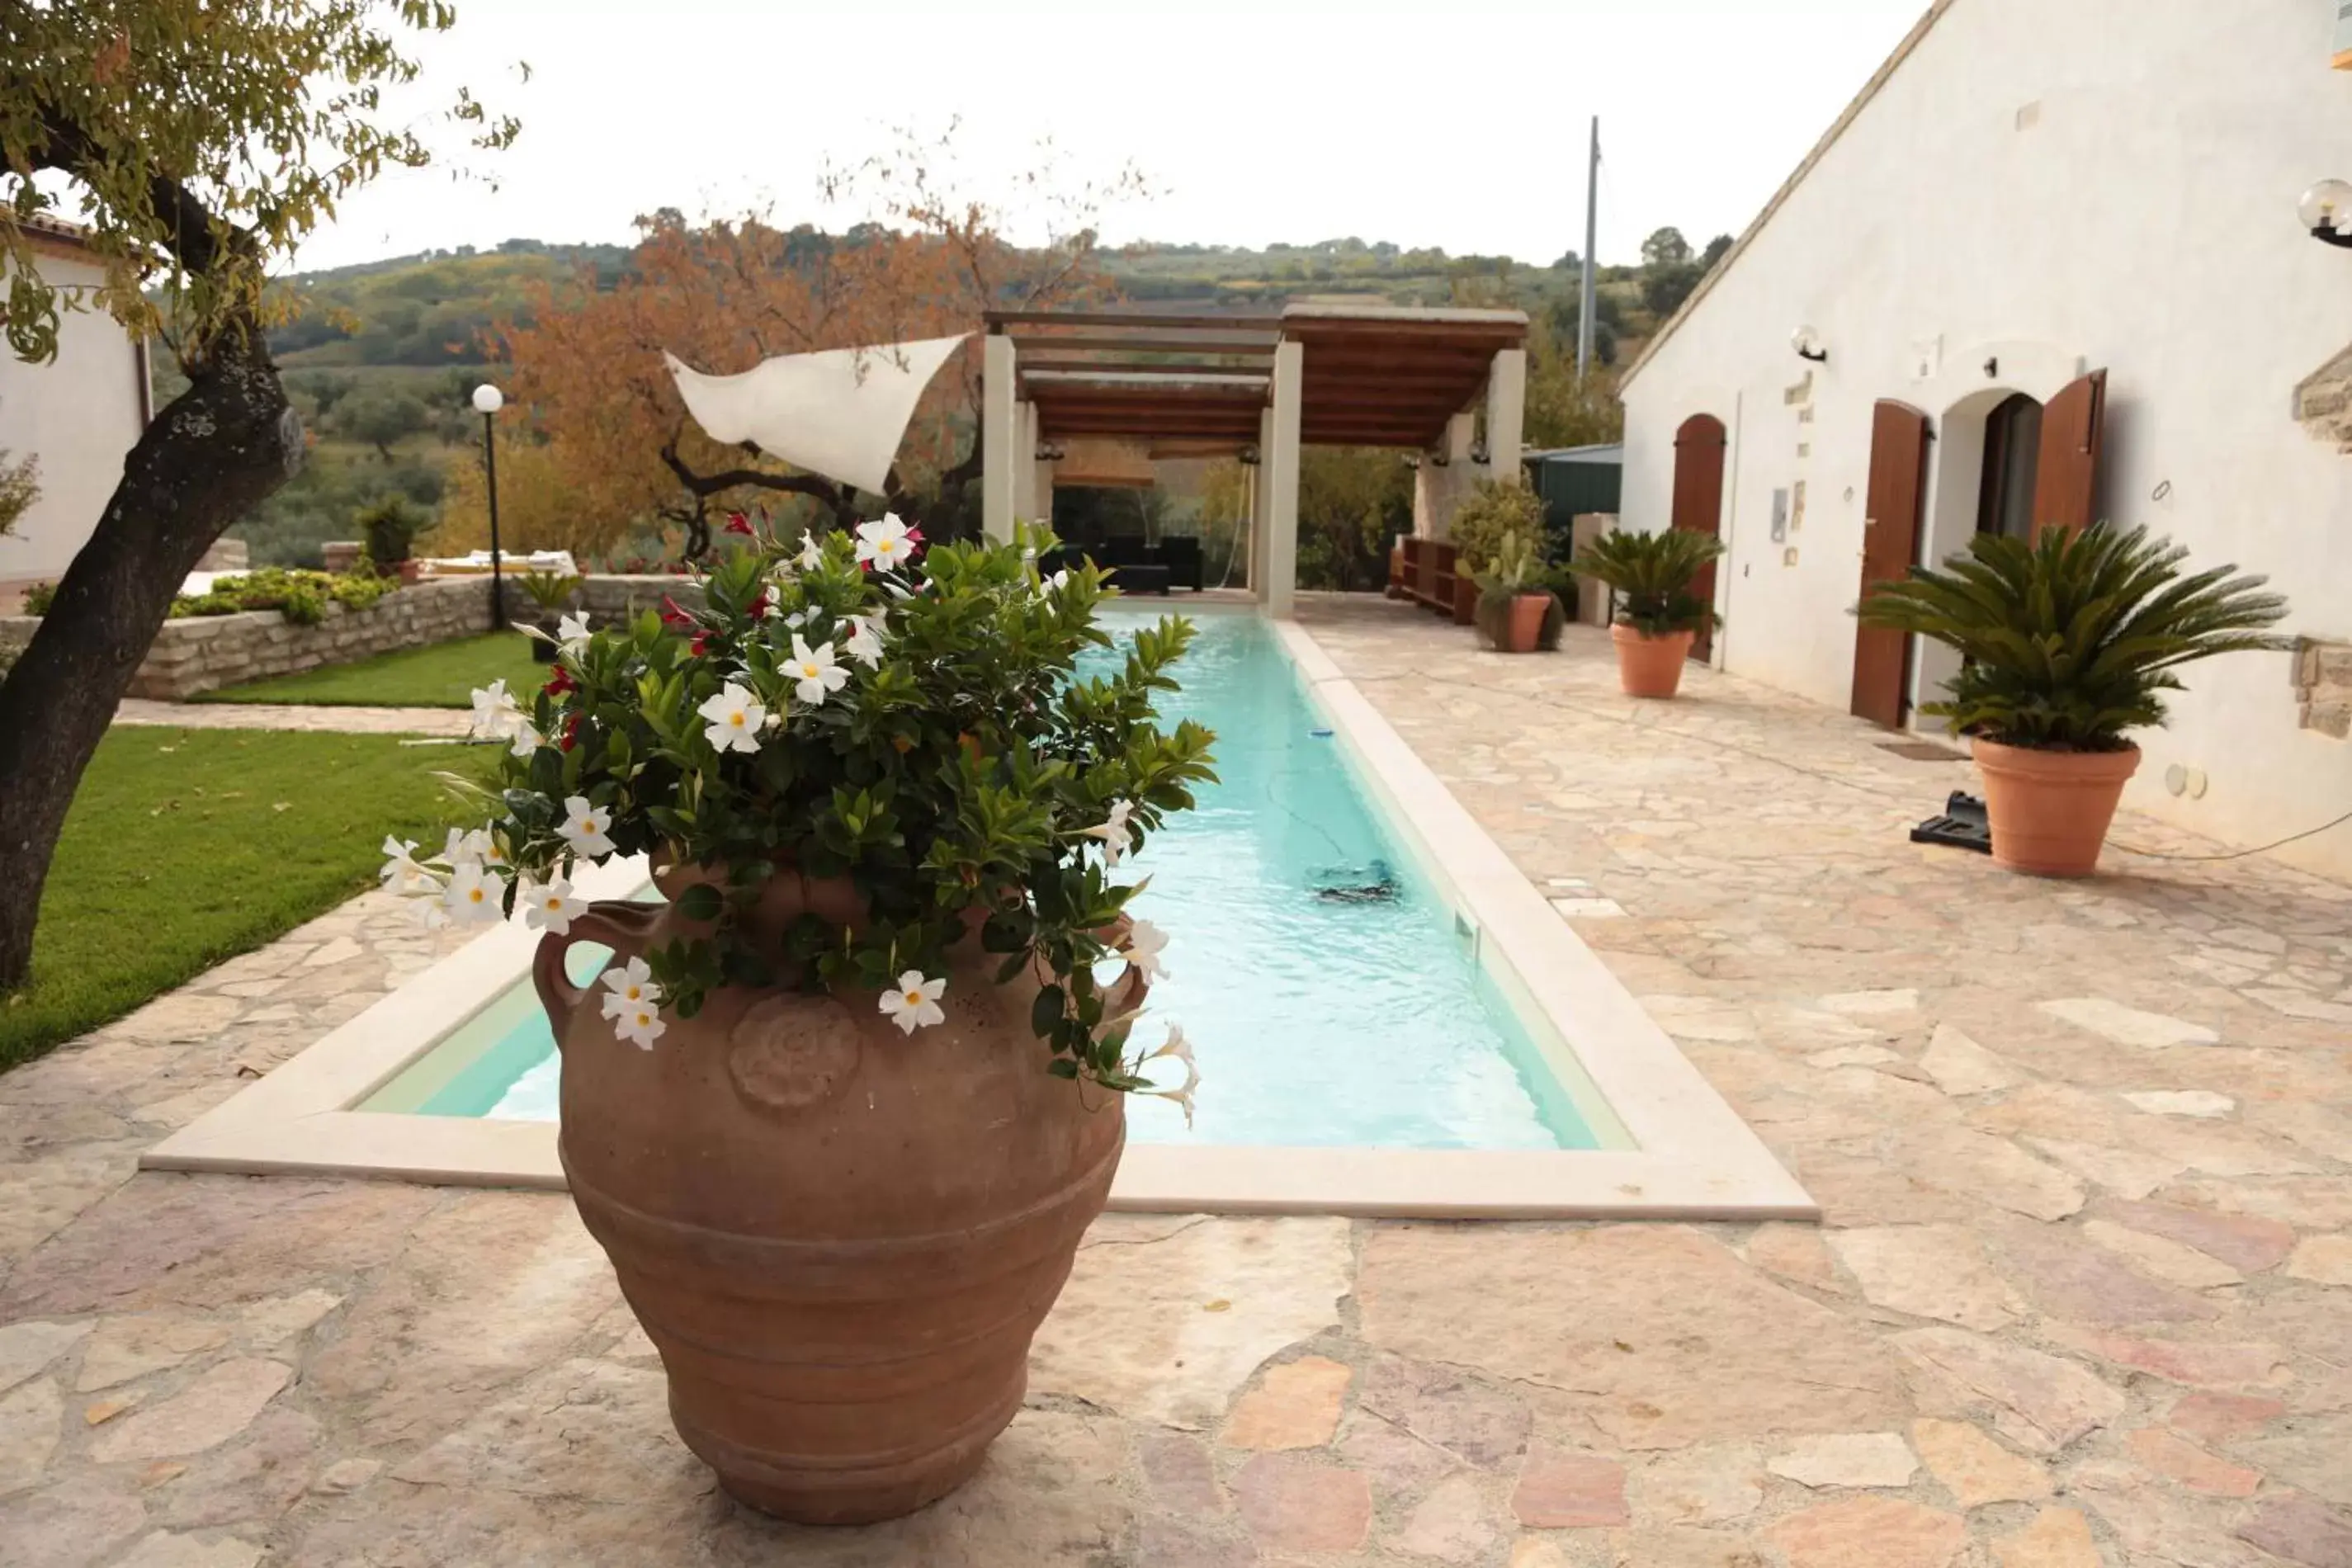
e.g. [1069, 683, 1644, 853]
[1621, 0, 2352, 878]
[0, 247, 149, 598]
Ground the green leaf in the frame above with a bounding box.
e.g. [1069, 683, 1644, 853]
[675, 882, 723, 922]
[1030, 984, 1065, 1039]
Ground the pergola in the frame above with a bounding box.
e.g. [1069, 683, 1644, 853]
[979, 303, 1528, 614]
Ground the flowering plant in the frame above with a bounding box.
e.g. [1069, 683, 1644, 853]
[380, 517, 1216, 1109]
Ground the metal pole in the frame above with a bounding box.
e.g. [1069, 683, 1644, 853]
[1577, 116, 1600, 381]
[483, 409, 505, 630]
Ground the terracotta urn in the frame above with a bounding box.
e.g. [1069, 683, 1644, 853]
[1611, 624, 1696, 698]
[533, 862, 1131, 1524]
[1504, 593, 1551, 654]
[1970, 737, 2141, 876]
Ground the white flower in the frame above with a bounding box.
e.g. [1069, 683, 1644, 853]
[557, 610, 592, 646]
[854, 513, 916, 571]
[758, 583, 782, 616]
[559, 795, 617, 858]
[796, 532, 826, 571]
[409, 898, 451, 930]
[508, 719, 542, 759]
[1083, 799, 1136, 867]
[598, 956, 663, 1019]
[518, 875, 586, 935]
[378, 835, 436, 896]
[697, 681, 767, 754]
[1140, 1021, 1199, 1127]
[468, 679, 522, 742]
[843, 613, 886, 668]
[785, 634, 851, 706]
[442, 825, 505, 871]
[1122, 917, 1169, 980]
[784, 608, 811, 629]
[613, 999, 666, 1050]
[442, 861, 504, 924]
[877, 969, 947, 1034]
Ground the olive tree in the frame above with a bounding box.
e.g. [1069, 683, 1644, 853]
[0, 0, 515, 990]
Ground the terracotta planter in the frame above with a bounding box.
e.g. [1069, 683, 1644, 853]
[1971, 737, 2141, 877]
[1611, 624, 1695, 698]
[395, 560, 423, 583]
[529, 619, 562, 663]
[1452, 575, 1479, 626]
[1505, 593, 1550, 654]
[535, 865, 1131, 1524]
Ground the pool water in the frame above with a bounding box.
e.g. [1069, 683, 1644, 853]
[366, 609, 1599, 1150]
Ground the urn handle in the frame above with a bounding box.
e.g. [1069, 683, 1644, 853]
[531, 900, 663, 1051]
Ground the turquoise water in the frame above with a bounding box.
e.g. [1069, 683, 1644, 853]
[375, 609, 1596, 1150]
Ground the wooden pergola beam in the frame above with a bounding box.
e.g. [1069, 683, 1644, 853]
[986, 309, 1280, 332]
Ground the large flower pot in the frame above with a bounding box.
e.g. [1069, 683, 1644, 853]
[533, 867, 1131, 1524]
[1505, 593, 1551, 654]
[1611, 624, 1695, 698]
[1971, 738, 2141, 877]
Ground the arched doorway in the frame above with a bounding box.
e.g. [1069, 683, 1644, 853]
[1976, 393, 2043, 541]
[1670, 414, 1727, 660]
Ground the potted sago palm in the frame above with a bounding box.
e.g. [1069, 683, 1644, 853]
[514, 570, 583, 664]
[1856, 521, 2288, 876]
[377, 515, 1215, 1523]
[1570, 526, 1725, 698]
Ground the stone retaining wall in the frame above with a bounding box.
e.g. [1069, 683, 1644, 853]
[0, 574, 716, 701]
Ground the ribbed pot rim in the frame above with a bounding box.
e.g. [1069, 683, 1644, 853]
[1972, 737, 2143, 780]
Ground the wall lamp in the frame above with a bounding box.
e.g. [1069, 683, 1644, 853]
[1033, 442, 1065, 461]
[1469, 439, 1492, 465]
[1238, 445, 1261, 467]
[1791, 324, 1829, 363]
[2301, 180, 2352, 248]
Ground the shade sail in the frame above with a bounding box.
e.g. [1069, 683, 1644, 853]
[664, 334, 969, 496]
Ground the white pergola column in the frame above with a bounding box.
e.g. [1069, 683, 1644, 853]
[1261, 340, 1304, 617]
[981, 335, 1018, 544]
[1013, 401, 1039, 524]
[1487, 347, 1527, 484]
[1249, 408, 1274, 593]
[1414, 413, 1479, 540]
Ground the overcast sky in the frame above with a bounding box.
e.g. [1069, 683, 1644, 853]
[303, 0, 1930, 273]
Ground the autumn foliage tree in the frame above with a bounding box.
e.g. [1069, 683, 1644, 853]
[490, 131, 1140, 560]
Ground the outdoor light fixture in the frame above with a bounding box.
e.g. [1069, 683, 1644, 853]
[1470, 439, 1492, 465]
[1239, 445, 1261, 466]
[1033, 441, 1065, 461]
[2300, 179, 2352, 248]
[471, 383, 506, 630]
[1402, 453, 1423, 470]
[1791, 324, 1829, 363]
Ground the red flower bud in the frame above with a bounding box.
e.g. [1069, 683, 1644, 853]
[560, 711, 583, 752]
[725, 512, 753, 536]
[689, 631, 712, 656]
[661, 596, 692, 626]
[544, 665, 576, 697]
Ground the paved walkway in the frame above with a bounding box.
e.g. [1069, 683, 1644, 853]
[3, 597, 2346, 1567]
[111, 699, 474, 738]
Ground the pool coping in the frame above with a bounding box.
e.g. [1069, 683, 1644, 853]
[145, 611, 1818, 1221]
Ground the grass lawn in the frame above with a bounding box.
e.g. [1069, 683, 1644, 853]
[0, 728, 498, 1072]
[196, 631, 546, 709]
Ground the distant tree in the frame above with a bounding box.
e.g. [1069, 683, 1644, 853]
[1640, 227, 1693, 268]
[1641, 262, 1707, 319]
[497, 128, 1141, 559]
[1701, 233, 1736, 268]
[1523, 331, 1626, 448]
[1551, 249, 1583, 272]
[0, 448, 38, 538]
[1296, 447, 1412, 592]
[337, 390, 429, 460]
[0, 0, 514, 994]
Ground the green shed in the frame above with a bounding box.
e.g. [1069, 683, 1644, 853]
[1523, 443, 1622, 553]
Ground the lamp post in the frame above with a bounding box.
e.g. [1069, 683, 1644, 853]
[472, 383, 505, 629]
[2302, 180, 2352, 248]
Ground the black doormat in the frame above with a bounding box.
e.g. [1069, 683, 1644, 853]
[1878, 739, 1969, 762]
[1912, 791, 1992, 853]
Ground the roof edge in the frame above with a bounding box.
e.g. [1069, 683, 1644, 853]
[1618, 0, 1957, 393]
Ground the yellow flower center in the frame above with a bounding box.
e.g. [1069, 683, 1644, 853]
[728, 712, 744, 727]
[904, 989, 923, 1005]
[624, 985, 640, 1000]
[468, 888, 484, 903]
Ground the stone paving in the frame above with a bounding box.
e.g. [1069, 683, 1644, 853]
[2, 594, 2347, 1567]
[111, 699, 474, 738]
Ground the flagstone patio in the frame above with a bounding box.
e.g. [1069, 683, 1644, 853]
[4, 595, 2348, 1567]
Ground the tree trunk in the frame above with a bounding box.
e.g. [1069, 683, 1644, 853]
[0, 331, 300, 989]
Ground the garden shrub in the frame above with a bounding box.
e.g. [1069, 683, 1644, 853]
[166, 566, 394, 621]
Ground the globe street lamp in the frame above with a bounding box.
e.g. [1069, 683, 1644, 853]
[472, 383, 506, 628]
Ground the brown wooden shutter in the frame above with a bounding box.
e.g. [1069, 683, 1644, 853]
[1850, 399, 1931, 730]
[1670, 415, 1728, 659]
[2030, 369, 2106, 539]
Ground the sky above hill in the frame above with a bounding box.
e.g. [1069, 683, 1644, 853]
[306, 0, 1931, 272]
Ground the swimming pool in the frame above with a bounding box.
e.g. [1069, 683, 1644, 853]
[363, 609, 1610, 1151]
